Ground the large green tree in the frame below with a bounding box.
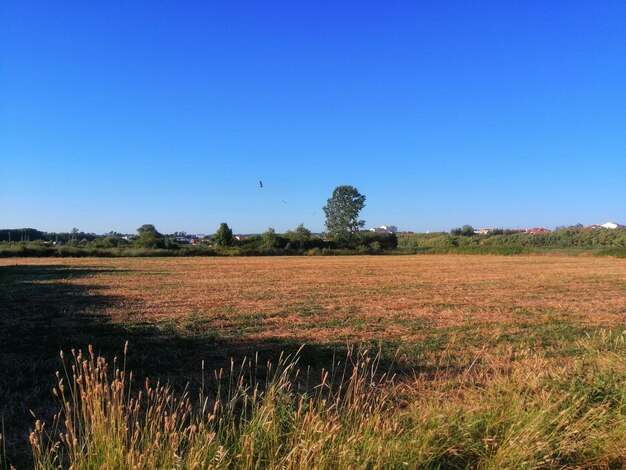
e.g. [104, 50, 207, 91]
[323, 185, 366, 243]
[214, 223, 233, 246]
[135, 224, 164, 248]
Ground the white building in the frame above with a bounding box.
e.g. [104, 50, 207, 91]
[600, 222, 623, 230]
[369, 225, 398, 233]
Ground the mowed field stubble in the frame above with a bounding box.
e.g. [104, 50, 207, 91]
[1, 255, 626, 467]
[3, 255, 625, 342]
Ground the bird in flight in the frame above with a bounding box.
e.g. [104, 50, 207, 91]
[259, 180, 263, 188]
[282, 200, 287, 205]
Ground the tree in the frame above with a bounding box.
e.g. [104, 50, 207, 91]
[260, 227, 279, 250]
[285, 224, 312, 249]
[450, 225, 476, 237]
[323, 185, 366, 244]
[137, 224, 159, 236]
[135, 224, 164, 248]
[214, 223, 233, 246]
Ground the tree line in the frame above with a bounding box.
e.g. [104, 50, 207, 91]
[2, 185, 625, 257]
[0, 186, 402, 256]
[398, 227, 626, 255]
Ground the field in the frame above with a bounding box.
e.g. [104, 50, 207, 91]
[1, 255, 626, 468]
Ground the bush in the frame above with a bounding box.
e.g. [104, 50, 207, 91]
[450, 225, 476, 236]
[284, 224, 313, 250]
[399, 228, 626, 253]
[356, 232, 398, 250]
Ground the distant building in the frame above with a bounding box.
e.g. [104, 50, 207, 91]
[369, 225, 398, 234]
[601, 222, 623, 229]
[588, 222, 624, 230]
[475, 227, 550, 235]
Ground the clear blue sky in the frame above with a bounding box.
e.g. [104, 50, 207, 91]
[1, 1, 625, 234]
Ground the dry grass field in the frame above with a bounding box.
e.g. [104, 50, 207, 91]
[1, 255, 625, 468]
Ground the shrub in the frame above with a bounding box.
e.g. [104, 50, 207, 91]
[450, 225, 476, 236]
[356, 232, 398, 250]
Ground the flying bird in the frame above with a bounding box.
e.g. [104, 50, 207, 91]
[282, 200, 287, 205]
[259, 181, 263, 188]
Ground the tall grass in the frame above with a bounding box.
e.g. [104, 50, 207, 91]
[1, 421, 7, 470]
[28, 332, 626, 469]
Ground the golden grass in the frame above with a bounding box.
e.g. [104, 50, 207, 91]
[1, 255, 625, 467]
[26, 332, 626, 469]
[2, 255, 624, 343]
